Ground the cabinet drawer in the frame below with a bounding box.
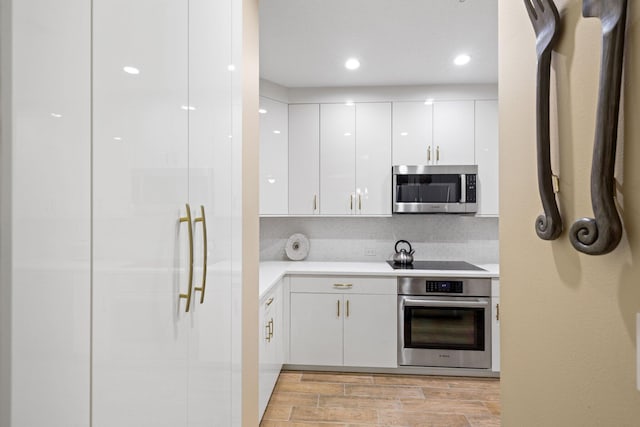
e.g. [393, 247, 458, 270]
[289, 275, 396, 295]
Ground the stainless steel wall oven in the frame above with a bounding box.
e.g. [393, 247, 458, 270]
[397, 276, 491, 369]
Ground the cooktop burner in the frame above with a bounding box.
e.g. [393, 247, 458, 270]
[387, 260, 486, 271]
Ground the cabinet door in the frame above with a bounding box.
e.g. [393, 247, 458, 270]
[392, 101, 433, 165]
[260, 97, 289, 215]
[289, 104, 320, 215]
[290, 293, 343, 365]
[475, 100, 499, 216]
[92, 0, 190, 425]
[356, 103, 392, 216]
[320, 103, 356, 215]
[10, 0, 91, 424]
[433, 101, 475, 165]
[187, 0, 234, 425]
[343, 294, 397, 368]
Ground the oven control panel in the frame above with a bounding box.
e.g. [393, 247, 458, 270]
[426, 280, 463, 293]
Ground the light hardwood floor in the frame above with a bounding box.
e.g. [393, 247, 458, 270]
[260, 371, 500, 427]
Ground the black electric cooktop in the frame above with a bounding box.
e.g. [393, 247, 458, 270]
[387, 260, 486, 271]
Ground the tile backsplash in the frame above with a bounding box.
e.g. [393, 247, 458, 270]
[260, 216, 499, 264]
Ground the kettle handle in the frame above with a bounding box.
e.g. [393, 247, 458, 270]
[395, 240, 412, 253]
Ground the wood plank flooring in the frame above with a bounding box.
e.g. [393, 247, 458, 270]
[260, 371, 500, 427]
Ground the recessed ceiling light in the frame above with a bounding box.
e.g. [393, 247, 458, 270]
[454, 54, 471, 66]
[123, 66, 140, 75]
[259, 108, 267, 114]
[345, 58, 360, 70]
[273, 130, 281, 134]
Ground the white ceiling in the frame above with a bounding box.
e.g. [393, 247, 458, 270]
[259, 0, 498, 88]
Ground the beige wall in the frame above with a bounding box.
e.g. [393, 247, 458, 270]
[500, 1, 640, 425]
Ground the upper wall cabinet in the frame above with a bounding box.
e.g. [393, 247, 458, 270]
[393, 101, 475, 166]
[432, 101, 475, 165]
[260, 97, 289, 215]
[289, 104, 320, 215]
[392, 102, 433, 165]
[475, 100, 499, 216]
[320, 103, 391, 216]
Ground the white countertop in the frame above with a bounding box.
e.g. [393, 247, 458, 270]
[259, 261, 499, 300]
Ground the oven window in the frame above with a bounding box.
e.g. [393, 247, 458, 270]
[404, 306, 485, 351]
[395, 174, 461, 203]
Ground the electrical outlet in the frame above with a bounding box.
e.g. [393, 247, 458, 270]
[364, 247, 376, 257]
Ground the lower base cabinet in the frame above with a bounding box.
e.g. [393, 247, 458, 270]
[491, 278, 501, 372]
[259, 280, 284, 421]
[289, 276, 397, 368]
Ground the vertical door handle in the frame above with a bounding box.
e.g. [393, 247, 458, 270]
[350, 194, 353, 211]
[313, 194, 318, 212]
[337, 299, 340, 317]
[346, 299, 350, 318]
[427, 146, 431, 162]
[358, 194, 362, 211]
[436, 145, 440, 162]
[179, 204, 194, 312]
[265, 322, 271, 342]
[496, 303, 500, 321]
[269, 318, 274, 339]
[193, 205, 208, 304]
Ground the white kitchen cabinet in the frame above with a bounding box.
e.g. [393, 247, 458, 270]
[433, 101, 476, 165]
[320, 103, 391, 216]
[475, 100, 499, 216]
[259, 281, 284, 421]
[320, 103, 357, 215]
[392, 101, 434, 165]
[260, 97, 289, 215]
[289, 276, 397, 368]
[92, 0, 236, 425]
[355, 103, 392, 216]
[491, 278, 500, 372]
[289, 104, 320, 215]
[6, 0, 92, 425]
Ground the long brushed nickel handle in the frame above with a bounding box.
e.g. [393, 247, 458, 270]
[265, 323, 271, 342]
[337, 300, 340, 317]
[193, 205, 208, 304]
[358, 194, 362, 211]
[346, 300, 350, 318]
[569, 0, 626, 255]
[427, 146, 431, 162]
[350, 194, 353, 211]
[179, 204, 194, 312]
[313, 194, 318, 212]
[436, 146, 440, 162]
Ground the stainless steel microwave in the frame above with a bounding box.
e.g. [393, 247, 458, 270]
[392, 165, 478, 214]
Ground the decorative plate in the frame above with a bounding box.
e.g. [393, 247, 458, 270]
[285, 233, 310, 261]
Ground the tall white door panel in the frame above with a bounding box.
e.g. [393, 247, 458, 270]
[475, 100, 499, 216]
[10, 0, 91, 425]
[92, 0, 190, 425]
[288, 104, 320, 215]
[392, 102, 433, 165]
[259, 97, 289, 215]
[320, 104, 356, 215]
[355, 103, 392, 216]
[433, 101, 475, 165]
[187, 0, 233, 425]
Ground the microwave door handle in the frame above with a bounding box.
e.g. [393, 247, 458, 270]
[402, 298, 489, 309]
[460, 174, 466, 203]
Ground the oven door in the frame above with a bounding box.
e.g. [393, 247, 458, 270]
[398, 296, 491, 368]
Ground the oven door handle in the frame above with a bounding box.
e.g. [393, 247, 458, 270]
[401, 298, 489, 309]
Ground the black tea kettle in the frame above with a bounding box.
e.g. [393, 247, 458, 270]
[393, 240, 415, 265]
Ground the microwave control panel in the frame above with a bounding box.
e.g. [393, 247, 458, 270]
[465, 174, 477, 203]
